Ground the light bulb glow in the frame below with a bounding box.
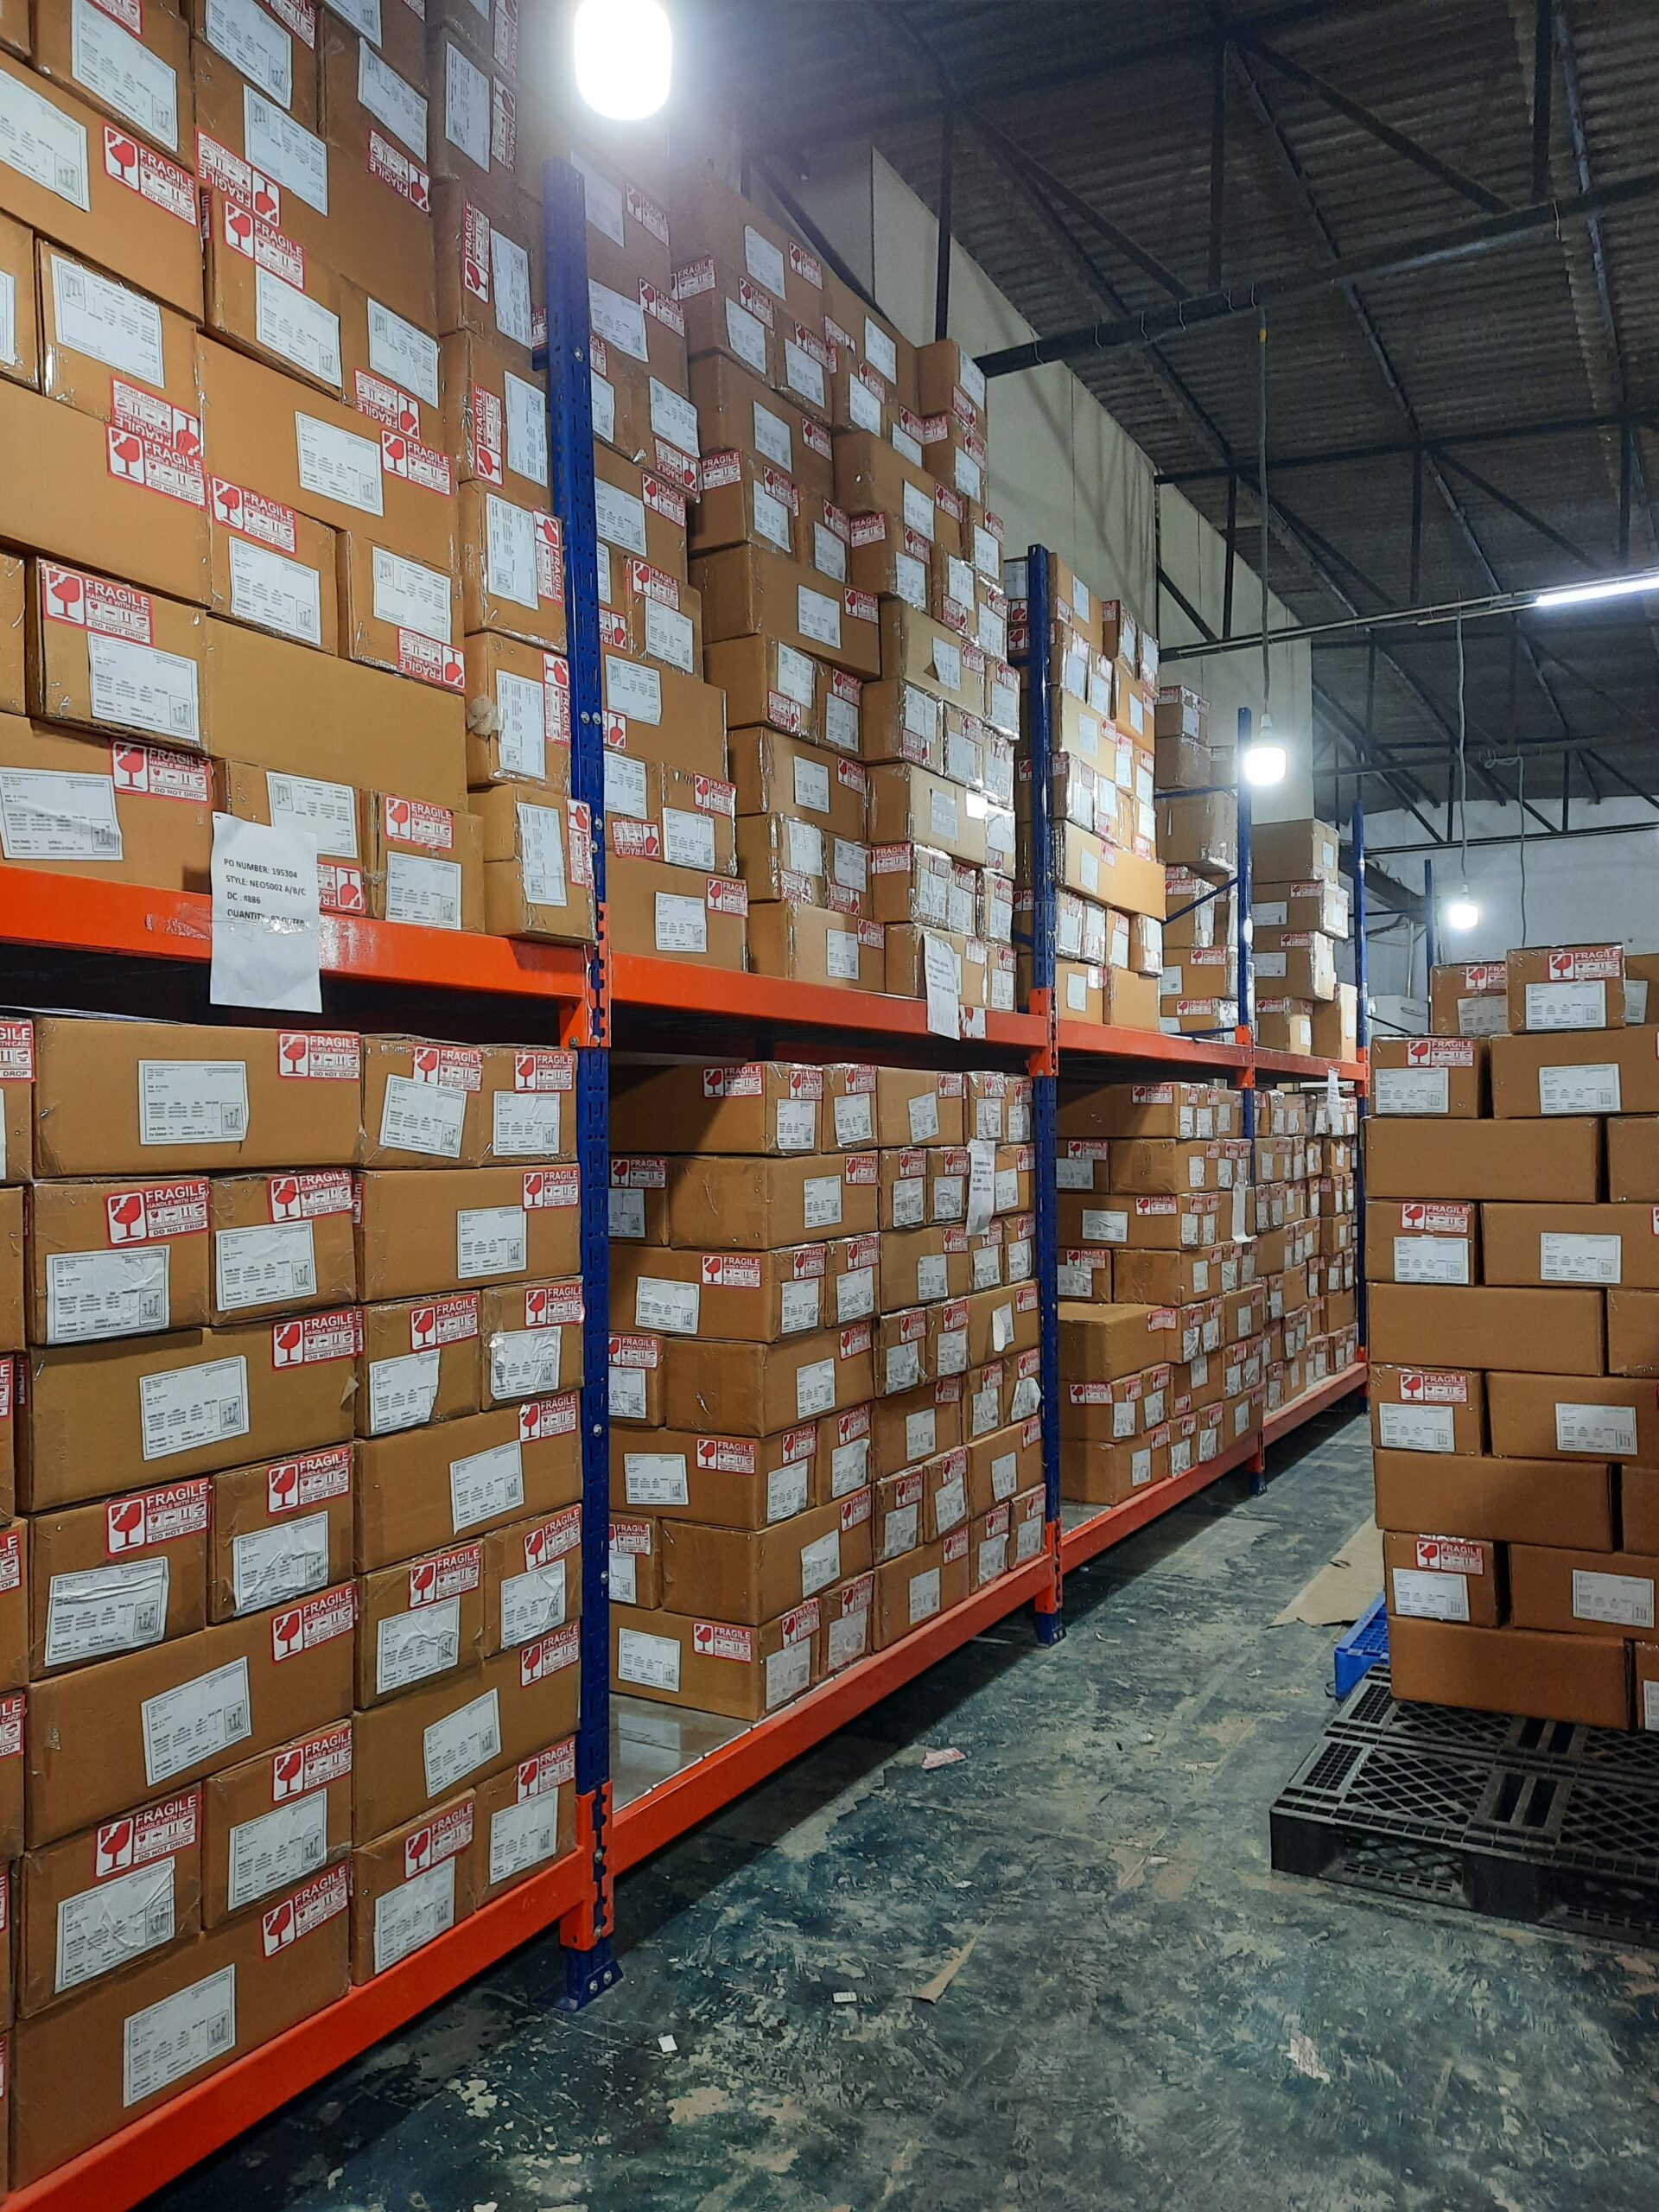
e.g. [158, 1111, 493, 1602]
[1445, 894, 1479, 931]
[1533, 567, 1659, 611]
[1241, 740, 1287, 787]
[573, 0, 672, 119]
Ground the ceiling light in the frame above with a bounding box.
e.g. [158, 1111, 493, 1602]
[1241, 733, 1287, 786]
[1445, 893, 1479, 931]
[573, 0, 672, 120]
[1533, 568, 1659, 611]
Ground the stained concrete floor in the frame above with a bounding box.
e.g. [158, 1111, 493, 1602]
[155, 1407, 1659, 2212]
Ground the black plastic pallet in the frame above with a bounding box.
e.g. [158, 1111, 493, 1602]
[1272, 1668, 1659, 1945]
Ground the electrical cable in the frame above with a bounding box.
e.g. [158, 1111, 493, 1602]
[1455, 611, 1470, 895]
[1258, 309, 1269, 715]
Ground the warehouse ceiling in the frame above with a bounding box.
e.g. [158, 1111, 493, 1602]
[685, 0, 1659, 838]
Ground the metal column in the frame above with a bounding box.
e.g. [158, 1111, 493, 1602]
[1350, 796, 1370, 1363]
[1026, 545, 1065, 1645]
[1423, 853, 1440, 980]
[542, 158, 618, 2007]
[1235, 708, 1255, 1143]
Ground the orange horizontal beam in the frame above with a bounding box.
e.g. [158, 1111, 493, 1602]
[613, 953, 1047, 1052]
[1058, 1020, 1249, 1068]
[611, 1554, 1051, 1872]
[7, 1847, 588, 2212]
[0, 870, 588, 1002]
[1251, 1047, 1370, 1088]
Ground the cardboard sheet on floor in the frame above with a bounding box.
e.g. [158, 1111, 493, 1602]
[1272, 1516, 1381, 1627]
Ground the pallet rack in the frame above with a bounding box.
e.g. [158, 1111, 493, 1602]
[0, 159, 1370, 2211]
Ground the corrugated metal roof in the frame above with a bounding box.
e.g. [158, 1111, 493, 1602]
[690, 0, 1659, 808]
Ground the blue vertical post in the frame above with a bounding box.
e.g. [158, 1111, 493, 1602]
[543, 158, 617, 2007]
[1350, 796, 1369, 1363]
[1026, 545, 1064, 1645]
[1236, 707, 1255, 1143]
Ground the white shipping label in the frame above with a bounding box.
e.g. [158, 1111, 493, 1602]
[1458, 995, 1508, 1038]
[380, 1071, 467, 1158]
[358, 42, 427, 159]
[486, 493, 540, 609]
[455, 1205, 528, 1281]
[908, 1567, 942, 1624]
[374, 1859, 456, 1975]
[490, 1793, 561, 1885]
[744, 223, 787, 299]
[594, 479, 647, 556]
[814, 523, 847, 582]
[651, 377, 701, 458]
[907, 1091, 940, 1142]
[517, 802, 569, 912]
[1540, 1233, 1622, 1285]
[226, 1790, 329, 1914]
[0, 768, 121, 861]
[1538, 1064, 1621, 1116]
[1628, 979, 1649, 1024]
[1374, 1067, 1448, 1116]
[646, 601, 696, 677]
[1376, 1402, 1455, 1453]
[655, 893, 706, 955]
[492, 1089, 562, 1158]
[572, 151, 624, 244]
[780, 1278, 821, 1333]
[87, 633, 201, 747]
[1525, 980, 1606, 1030]
[792, 754, 830, 814]
[777, 1100, 817, 1150]
[422, 1688, 501, 1798]
[784, 338, 825, 409]
[634, 1275, 700, 1334]
[834, 1092, 874, 1145]
[367, 297, 440, 405]
[499, 1563, 566, 1645]
[489, 1328, 562, 1400]
[232, 540, 324, 647]
[726, 296, 768, 374]
[267, 771, 357, 858]
[139, 1356, 250, 1461]
[443, 42, 491, 168]
[47, 1246, 170, 1343]
[385, 851, 461, 928]
[588, 278, 646, 362]
[492, 232, 532, 348]
[505, 371, 549, 486]
[1555, 1402, 1638, 1456]
[1647, 1680, 1659, 1733]
[803, 1174, 842, 1230]
[254, 267, 341, 386]
[605, 751, 649, 818]
[296, 414, 383, 515]
[72, 0, 178, 149]
[767, 1462, 810, 1521]
[369, 1348, 442, 1434]
[1392, 1236, 1469, 1287]
[0, 66, 92, 209]
[52, 255, 164, 385]
[244, 88, 327, 213]
[140, 1060, 249, 1146]
[142, 1657, 252, 1786]
[1392, 1567, 1470, 1624]
[215, 1220, 317, 1312]
[494, 671, 546, 778]
[893, 1177, 924, 1227]
[46, 1557, 170, 1668]
[372, 547, 453, 643]
[824, 929, 861, 981]
[377, 1596, 461, 1694]
[798, 586, 841, 649]
[231, 1512, 331, 1613]
[625, 1452, 688, 1507]
[799, 1529, 841, 1598]
[122, 1962, 237, 2109]
[766, 1642, 812, 1709]
[847, 373, 881, 434]
[753, 481, 791, 550]
[450, 1441, 525, 1529]
[617, 1626, 681, 1691]
[1573, 1568, 1655, 1629]
[797, 1357, 836, 1419]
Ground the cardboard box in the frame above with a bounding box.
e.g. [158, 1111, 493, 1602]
[612, 1598, 818, 1719]
[1373, 1450, 1614, 1550]
[363, 1036, 492, 1168]
[357, 1165, 580, 1300]
[188, 0, 321, 130]
[206, 484, 339, 654]
[356, 1541, 485, 1707]
[1369, 1364, 1484, 1455]
[661, 1152, 876, 1251]
[199, 1715, 353, 1929]
[747, 901, 883, 990]
[1482, 1203, 1659, 1289]
[209, 1173, 356, 1322]
[474, 785, 597, 944]
[728, 728, 866, 841]
[1506, 944, 1625, 1033]
[1429, 959, 1508, 1038]
[1363, 1116, 1600, 1202]
[1608, 1119, 1659, 1202]
[611, 1058, 827, 1155]
[1387, 1616, 1628, 1728]
[10, 1860, 350, 2186]
[361, 785, 484, 930]
[349, 1791, 478, 1982]
[614, 1241, 838, 1344]
[29, 1486, 205, 1676]
[32, 1017, 363, 1179]
[355, 1400, 581, 1573]
[1509, 1543, 1659, 1637]
[0, 211, 38, 392]
[357, 1293, 481, 1440]
[1251, 817, 1339, 884]
[658, 1495, 874, 1626]
[37, 238, 200, 431]
[1368, 1284, 1603, 1377]
[696, 541, 880, 682]
[438, 328, 550, 509]
[663, 1323, 874, 1436]
[607, 1515, 660, 1607]
[1607, 1288, 1659, 1378]
[479, 1277, 584, 1408]
[463, 632, 571, 791]
[1490, 1027, 1659, 1118]
[26, 1175, 211, 1344]
[472, 1733, 576, 1904]
[457, 481, 567, 652]
[0, 715, 213, 895]
[481, 1505, 582, 1657]
[334, 527, 464, 690]
[19, 1782, 203, 2013]
[1370, 1036, 1484, 1118]
[1487, 1372, 1659, 1462]
[430, 183, 538, 365]
[1363, 1199, 1476, 1288]
[209, 1445, 356, 1621]
[602, 653, 728, 780]
[606, 852, 747, 966]
[1383, 1529, 1503, 1628]
[689, 349, 832, 500]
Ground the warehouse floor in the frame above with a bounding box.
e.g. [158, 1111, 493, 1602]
[156, 1409, 1659, 2212]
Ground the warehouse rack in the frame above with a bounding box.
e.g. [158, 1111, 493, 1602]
[0, 160, 1367, 2211]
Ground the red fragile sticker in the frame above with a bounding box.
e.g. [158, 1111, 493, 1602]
[270, 1310, 361, 1367]
[269, 1170, 353, 1221]
[94, 1789, 200, 1880]
[271, 1585, 357, 1659]
[517, 1738, 575, 1797]
[261, 1863, 350, 1953]
[271, 1721, 353, 1798]
[104, 126, 195, 224]
[524, 1166, 579, 1210]
[210, 475, 297, 550]
[266, 1447, 353, 1513]
[277, 1032, 361, 1080]
[404, 1799, 474, 1878]
[410, 1294, 480, 1348]
[105, 1179, 209, 1243]
[105, 1480, 209, 1553]
[384, 794, 454, 849]
[518, 1393, 578, 1440]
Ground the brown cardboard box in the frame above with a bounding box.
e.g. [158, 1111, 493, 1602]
[26, 1174, 212, 1344]
[689, 349, 832, 500]
[362, 785, 484, 930]
[1509, 1543, 1659, 1637]
[22, 1316, 359, 1510]
[0, 53, 202, 319]
[1608, 1119, 1659, 1202]
[1369, 1036, 1484, 1118]
[351, 1629, 581, 1840]
[0, 212, 38, 391]
[0, 715, 213, 895]
[1482, 1202, 1659, 1289]
[612, 1597, 818, 1718]
[1608, 1288, 1659, 1378]
[728, 728, 867, 841]
[0, 549, 22, 712]
[29, 1486, 205, 1676]
[1374, 1449, 1614, 1549]
[1506, 944, 1625, 1033]
[1429, 960, 1509, 1038]
[703, 632, 821, 744]
[1387, 1615, 1628, 1728]
[18, 1783, 202, 2015]
[1487, 1372, 1659, 1462]
[480, 1276, 584, 1407]
[357, 1165, 580, 1300]
[334, 526, 464, 690]
[355, 1399, 581, 1572]
[358, 1293, 481, 1437]
[614, 1242, 833, 1344]
[1363, 1199, 1476, 1287]
[607, 1515, 660, 1607]
[209, 1173, 356, 1322]
[464, 632, 572, 790]
[10, 1859, 350, 2186]
[606, 852, 747, 965]
[481, 1504, 582, 1656]
[1369, 1364, 1484, 1455]
[26, 1586, 356, 1846]
[594, 443, 688, 580]
[1622, 1468, 1659, 1554]
[204, 620, 467, 801]
[1635, 1641, 1659, 1732]
[1251, 817, 1339, 884]
[1363, 1116, 1600, 1202]
[188, 0, 321, 130]
[611, 1059, 827, 1156]
[1368, 1284, 1603, 1377]
[34, 0, 193, 156]
[36, 239, 200, 429]
[665, 1152, 879, 1249]
[356, 1541, 485, 1707]
[607, 1330, 664, 1427]
[472, 1732, 576, 1903]
[349, 1791, 477, 1982]
[1058, 1303, 1180, 1389]
[200, 187, 346, 397]
[32, 1016, 363, 1178]
[1382, 1529, 1503, 1628]
[1490, 1027, 1659, 1118]
[438, 327, 550, 507]
[458, 481, 567, 652]
[664, 1323, 874, 1436]
[696, 541, 880, 681]
[431, 183, 538, 365]
[0, 379, 209, 605]
[474, 785, 598, 944]
[747, 901, 883, 990]
[209, 1445, 355, 1622]
[660, 1494, 874, 1625]
[363, 1036, 493, 1168]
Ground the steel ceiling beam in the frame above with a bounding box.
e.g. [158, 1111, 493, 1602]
[1157, 410, 1649, 484]
[1432, 449, 1595, 569]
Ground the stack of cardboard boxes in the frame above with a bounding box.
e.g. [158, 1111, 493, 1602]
[1369, 940, 1659, 1730]
[1249, 819, 1356, 1060]
[604, 1058, 1044, 1713]
[0, 0, 595, 945]
[0, 1012, 582, 2186]
[1008, 553, 1166, 1031]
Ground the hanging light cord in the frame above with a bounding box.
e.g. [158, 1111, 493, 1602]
[1456, 612, 1470, 891]
[1259, 309, 1270, 715]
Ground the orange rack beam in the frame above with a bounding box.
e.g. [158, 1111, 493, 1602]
[0, 869, 589, 1001]
[1057, 1020, 1250, 1068]
[6, 1846, 588, 2212]
[613, 952, 1049, 1051]
[611, 1554, 1051, 1872]
[1251, 1047, 1370, 1089]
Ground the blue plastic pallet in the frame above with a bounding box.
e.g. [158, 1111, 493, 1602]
[1333, 1595, 1389, 1699]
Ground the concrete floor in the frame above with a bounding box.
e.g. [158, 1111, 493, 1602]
[156, 1407, 1659, 2212]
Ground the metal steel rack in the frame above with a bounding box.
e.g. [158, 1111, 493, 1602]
[0, 161, 1369, 2212]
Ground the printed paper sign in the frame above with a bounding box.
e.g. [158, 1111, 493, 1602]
[210, 812, 322, 1013]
